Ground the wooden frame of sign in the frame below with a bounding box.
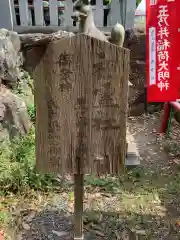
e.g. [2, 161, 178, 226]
[34, 34, 130, 239]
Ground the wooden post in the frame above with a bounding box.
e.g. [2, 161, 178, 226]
[19, 0, 29, 26]
[49, 0, 58, 26]
[74, 104, 86, 240]
[64, 0, 74, 30]
[34, 0, 44, 26]
[74, 173, 84, 240]
[159, 102, 171, 134]
[10, 0, 17, 27]
[144, 85, 148, 114]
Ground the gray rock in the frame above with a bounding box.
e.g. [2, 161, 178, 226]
[0, 28, 22, 87]
[0, 86, 31, 140]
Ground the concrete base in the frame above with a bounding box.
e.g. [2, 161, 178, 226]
[125, 142, 140, 168]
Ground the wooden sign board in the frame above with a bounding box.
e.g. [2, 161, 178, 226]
[34, 34, 130, 175]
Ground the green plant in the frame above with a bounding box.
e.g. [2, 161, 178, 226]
[0, 211, 10, 225]
[0, 127, 56, 193]
[136, 0, 141, 7]
[85, 176, 120, 192]
[27, 103, 36, 123]
[13, 70, 34, 97]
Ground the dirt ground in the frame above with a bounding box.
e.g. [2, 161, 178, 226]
[2, 112, 180, 239]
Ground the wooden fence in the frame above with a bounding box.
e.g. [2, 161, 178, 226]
[0, 0, 136, 33]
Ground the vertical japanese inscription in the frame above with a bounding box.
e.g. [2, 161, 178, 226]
[75, 98, 88, 170]
[46, 87, 61, 162]
[92, 51, 106, 78]
[157, 5, 170, 92]
[92, 49, 116, 106]
[100, 81, 115, 105]
[92, 48, 120, 129]
[149, 27, 156, 85]
[56, 51, 74, 92]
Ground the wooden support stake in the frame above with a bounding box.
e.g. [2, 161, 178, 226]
[144, 85, 148, 115]
[74, 172, 84, 240]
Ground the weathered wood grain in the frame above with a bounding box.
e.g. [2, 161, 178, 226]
[34, 34, 130, 175]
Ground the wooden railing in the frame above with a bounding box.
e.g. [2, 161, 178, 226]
[0, 0, 136, 33]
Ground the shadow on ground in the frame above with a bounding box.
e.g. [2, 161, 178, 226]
[19, 207, 180, 240]
[19, 165, 180, 239]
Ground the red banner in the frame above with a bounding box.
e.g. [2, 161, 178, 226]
[146, 0, 180, 102]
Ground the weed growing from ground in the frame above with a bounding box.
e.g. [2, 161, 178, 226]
[0, 127, 56, 194]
